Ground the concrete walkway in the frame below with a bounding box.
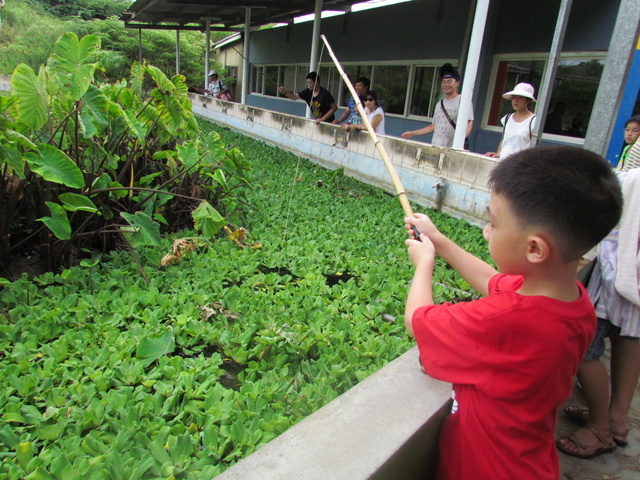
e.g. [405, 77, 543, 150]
[558, 344, 640, 479]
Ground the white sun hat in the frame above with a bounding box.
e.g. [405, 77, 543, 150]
[503, 83, 536, 101]
[208, 70, 218, 76]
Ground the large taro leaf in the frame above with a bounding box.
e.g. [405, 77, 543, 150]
[38, 202, 72, 240]
[122, 109, 148, 144]
[58, 192, 98, 213]
[81, 85, 112, 133]
[136, 329, 175, 366]
[145, 65, 175, 93]
[25, 144, 84, 189]
[11, 64, 48, 130]
[176, 141, 200, 170]
[199, 131, 225, 167]
[50, 33, 101, 68]
[192, 200, 224, 237]
[0, 143, 27, 178]
[120, 211, 162, 247]
[48, 33, 100, 101]
[153, 89, 186, 135]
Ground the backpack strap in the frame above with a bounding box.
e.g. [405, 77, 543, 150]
[529, 115, 536, 140]
[440, 100, 456, 129]
[502, 113, 513, 138]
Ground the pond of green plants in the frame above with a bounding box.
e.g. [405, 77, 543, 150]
[0, 120, 489, 479]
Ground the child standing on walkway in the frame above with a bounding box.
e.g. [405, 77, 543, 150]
[403, 147, 622, 480]
[558, 168, 640, 458]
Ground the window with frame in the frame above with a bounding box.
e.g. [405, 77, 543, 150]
[409, 66, 438, 117]
[264, 66, 279, 96]
[372, 65, 410, 115]
[488, 57, 604, 139]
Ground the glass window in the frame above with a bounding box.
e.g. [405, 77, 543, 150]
[409, 66, 438, 117]
[321, 66, 340, 103]
[488, 57, 604, 138]
[280, 66, 298, 94]
[264, 66, 279, 96]
[249, 65, 260, 94]
[372, 65, 410, 115]
[545, 59, 604, 138]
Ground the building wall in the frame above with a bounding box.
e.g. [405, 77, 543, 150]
[238, 0, 620, 154]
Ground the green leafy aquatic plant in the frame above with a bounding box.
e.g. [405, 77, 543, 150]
[0, 121, 490, 478]
[0, 33, 251, 278]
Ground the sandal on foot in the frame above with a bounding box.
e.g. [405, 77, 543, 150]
[556, 427, 616, 459]
[562, 407, 629, 447]
[612, 430, 629, 447]
[563, 405, 589, 425]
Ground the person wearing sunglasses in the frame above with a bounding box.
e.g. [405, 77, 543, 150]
[340, 90, 385, 135]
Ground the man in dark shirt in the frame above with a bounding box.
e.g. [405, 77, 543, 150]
[279, 72, 338, 124]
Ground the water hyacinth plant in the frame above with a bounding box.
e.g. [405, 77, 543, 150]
[0, 120, 489, 478]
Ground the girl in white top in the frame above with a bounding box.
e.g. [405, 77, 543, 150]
[486, 83, 537, 159]
[341, 90, 385, 135]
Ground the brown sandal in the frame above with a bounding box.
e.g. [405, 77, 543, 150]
[563, 406, 629, 446]
[557, 427, 616, 459]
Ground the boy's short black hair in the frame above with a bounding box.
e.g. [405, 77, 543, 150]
[489, 146, 622, 261]
[625, 115, 640, 127]
[306, 72, 319, 82]
[356, 76, 371, 88]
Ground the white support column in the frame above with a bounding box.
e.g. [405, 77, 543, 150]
[530, 0, 573, 147]
[307, 0, 323, 119]
[452, 0, 490, 150]
[175, 29, 180, 75]
[205, 21, 210, 91]
[241, 7, 251, 104]
[309, 0, 323, 72]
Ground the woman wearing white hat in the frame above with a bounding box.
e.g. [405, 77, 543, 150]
[486, 83, 537, 159]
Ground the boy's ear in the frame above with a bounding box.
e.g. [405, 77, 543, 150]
[526, 233, 551, 264]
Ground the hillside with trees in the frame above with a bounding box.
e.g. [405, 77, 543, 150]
[0, 0, 230, 88]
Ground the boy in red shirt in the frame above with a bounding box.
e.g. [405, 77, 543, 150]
[404, 146, 622, 480]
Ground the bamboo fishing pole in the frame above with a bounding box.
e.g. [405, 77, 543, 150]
[320, 34, 420, 235]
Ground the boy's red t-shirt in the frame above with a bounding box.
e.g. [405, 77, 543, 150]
[413, 274, 596, 480]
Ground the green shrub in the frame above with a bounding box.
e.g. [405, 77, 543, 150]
[0, 33, 251, 276]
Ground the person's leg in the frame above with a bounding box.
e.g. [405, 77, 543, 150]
[576, 358, 611, 437]
[608, 335, 640, 439]
[557, 354, 616, 458]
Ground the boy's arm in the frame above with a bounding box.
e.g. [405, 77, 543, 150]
[405, 234, 436, 337]
[405, 214, 497, 297]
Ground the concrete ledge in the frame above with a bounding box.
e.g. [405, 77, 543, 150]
[215, 347, 451, 480]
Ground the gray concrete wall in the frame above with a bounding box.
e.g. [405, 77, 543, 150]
[193, 94, 494, 226]
[215, 347, 452, 480]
